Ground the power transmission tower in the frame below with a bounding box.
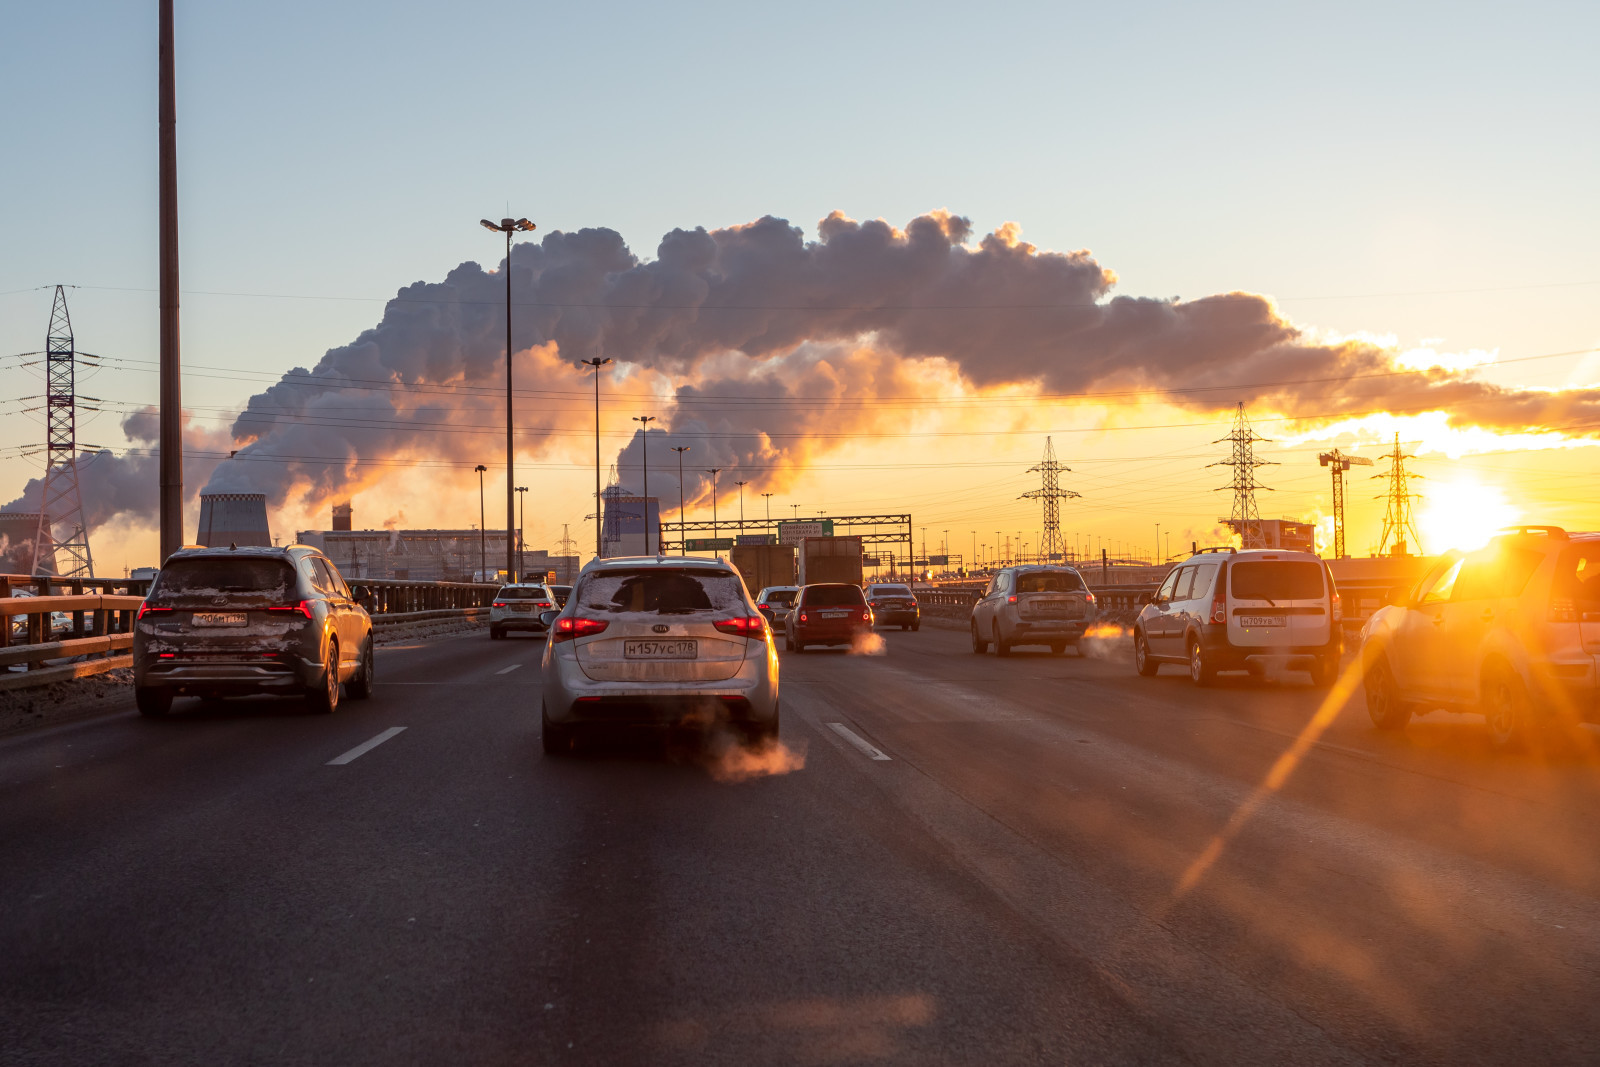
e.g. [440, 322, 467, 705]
[1211, 402, 1276, 549]
[1373, 432, 1423, 557]
[556, 523, 577, 556]
[33, 286, 95, 577]
[1019, 437, 1080, 560]
[1317, 448, 1373, 559]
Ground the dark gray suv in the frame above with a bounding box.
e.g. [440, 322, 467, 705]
[133, 545, 374, 717]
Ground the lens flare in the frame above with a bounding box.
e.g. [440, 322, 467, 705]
[1419, 478, 1520, 553]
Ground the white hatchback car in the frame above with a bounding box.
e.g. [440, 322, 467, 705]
[489, 582, 557, 639]
[1133, 549, 1342, 686]
[539, 556, 779, 753]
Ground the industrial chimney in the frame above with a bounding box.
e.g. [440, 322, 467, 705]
[196, 493, 272, 548]
[332, 502, 353, 531]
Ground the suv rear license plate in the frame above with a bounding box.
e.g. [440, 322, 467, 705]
[820, 610, 851, 618]
[191, 612, 247, 627]
[1239, 615, 1285, 627]
[624, 640, 698, 659]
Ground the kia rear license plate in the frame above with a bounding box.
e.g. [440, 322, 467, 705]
[821, 610, 850, 618]
[513, 605, 532, 613]
[624, 640, 698, 659]
[192, 612, 247, 627]
[1239, 615, 1285, 627]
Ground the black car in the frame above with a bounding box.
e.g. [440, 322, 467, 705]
[132, 545, 375, 716]
[866, 583, 921, 630]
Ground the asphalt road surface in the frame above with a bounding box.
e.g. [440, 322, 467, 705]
[4, 624, 1600, 1065]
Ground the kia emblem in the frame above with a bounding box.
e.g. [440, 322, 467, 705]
[652, 624, 670, 634]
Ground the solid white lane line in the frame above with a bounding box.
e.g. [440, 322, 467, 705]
[826, 722, 892, 761]
[327, 727, 407, 766]
[496, 663, 522, 675]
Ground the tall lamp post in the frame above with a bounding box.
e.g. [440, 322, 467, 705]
[704, 468, 723, 555]
[479, 216, 535, 581]
[581, 357, 613, 559]
[671, 446, 690, 555]
[515, 485, 528, 579]
[474, 464, 488, 580]
[633, 415, 655, 552]
[761, 492, 774, 529]
[735, 481, 748, 537]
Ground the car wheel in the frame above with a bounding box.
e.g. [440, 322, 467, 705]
[901, 624, 909, 632]
[1364, 657, 1411, 731]
[1188, 639, 1216, 687]
[971, 622, 988, 654]
[912, 622, 920, 632]
[135, 686, 172, 718]
[306, 641, 340, 715]
[1308, 653, 1338, 689]
[490, 626, 503, 640]
[1049, 643, 1066, 655]
[541, 703, 575, 756]
[784, 634, 793, 651]
[1484, 668, 1532, 750]
[794, 640, 807, 653]
[347, 638, 375, 700]
[1135, 633, 1159, 676]
[993, 624, 1010, 657]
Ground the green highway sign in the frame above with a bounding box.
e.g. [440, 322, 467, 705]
[684, 538, 735, 551]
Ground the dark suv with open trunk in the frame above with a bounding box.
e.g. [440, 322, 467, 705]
[133, 545, 374, 716]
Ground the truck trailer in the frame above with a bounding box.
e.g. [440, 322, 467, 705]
[729, 544, 797, 594]
[798, 535, 864, 587]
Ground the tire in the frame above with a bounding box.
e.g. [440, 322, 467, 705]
[346, 638, 375, 700]
[901, 624, 909, 632]
[1135, 633, 1159, 677]
[1066, 639, 1079, 655]
[794, 641, 807, 653]
[784, 634, 794, 652]
[490, 626, 503, 640]
[1188, 638, 1216, 687]
[1484, 668, 1532, 750]
[541, 703, 574, 756]
[1049, 643, 1067, 655]
[306, 641, 340, 715]
[911, 622, 920, 632]
[135, 685, 172, 718]
[1364, 657, 1411, 731]
[1308, 653, 1338, 689]
[971, 622, 988, 654]
[993, 624, 1010, 658]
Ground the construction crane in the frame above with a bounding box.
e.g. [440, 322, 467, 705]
[1317, 448, 1374, 559]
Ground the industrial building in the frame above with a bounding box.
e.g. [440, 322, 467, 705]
[600, 489, 662, 557]
[296, 504, 577, 583]
[196, 492, 272, 548]
[0, 512, 55, 575]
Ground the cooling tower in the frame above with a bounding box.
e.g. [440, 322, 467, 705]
[332, 502, 353, 531]
[0, 512, 56, 575]
[196, 493, 272, 548]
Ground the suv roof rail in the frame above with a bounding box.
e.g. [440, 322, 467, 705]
[1193, 546, 1236, 555]
[1497, 525, 1568, 540]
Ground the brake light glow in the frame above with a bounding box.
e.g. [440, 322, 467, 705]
[862, 610, 872, 622]
[552, 616, 609, 642]
[1084, 592, 1095, 605]
[1008, 594, 1018, 604]
[136, 604, 173, 621]
[798, 612, 808, 623]
[1331, 592, 1343, 622]
[493, 601, 508, 608]
[714, 616, 767, 638]
[1211, 590, 1227, 624]
[267, 601, 314, 619]
[908, 598, 917, 607]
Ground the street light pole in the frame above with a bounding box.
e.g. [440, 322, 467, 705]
[633, 415, 655, 552]
[761, 492, 773, 528]
[158, 0, 183, 564]
[671, 446, 690, 555]
[474, 464, 488, 580]
[480, 216, 535, 581]
[581, 357, 613, 559]
[516, 485, 527, 580]
[704, 469, 723, 551]
[735, 481, 747, 536]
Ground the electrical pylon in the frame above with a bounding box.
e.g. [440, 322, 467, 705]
[1318, 448, 1374, 559]
[1373, 432, 1423, 557]
[1019, 437, 1080, 561]
[32, 286, 95, 578]
[1211, 402, 1276, 549]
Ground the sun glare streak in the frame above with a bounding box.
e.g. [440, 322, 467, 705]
[1170, 655, 1366, 902]
[1419, 479, 1520, 553]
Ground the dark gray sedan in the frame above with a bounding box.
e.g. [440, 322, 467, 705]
[132, 545, 374, 716]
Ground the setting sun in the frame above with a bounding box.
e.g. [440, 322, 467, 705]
[1418, 478, 1522, 553]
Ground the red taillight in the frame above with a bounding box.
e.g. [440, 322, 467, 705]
[798, 612, 808, 623]
[552, 616, 609, 642]
[868, 600, 879, 607]
[1008, 594, 1018, 604]
[493, 601, 508, 608]
[714, 616, 767, 638]
[1211, 592, 1226, 624]
[862, 611, 872, 622]
[267, 601, 314, 619]
[1084, 592, 1095, 605]
[1331, 592, 1343, 623]
[136, 604, 173, 621]
[535, 602, 551, 608]
[908, 598, 917, 607]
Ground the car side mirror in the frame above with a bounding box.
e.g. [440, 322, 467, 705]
[539, 610, 560, 628]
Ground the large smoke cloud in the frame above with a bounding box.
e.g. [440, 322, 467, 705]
[12, 209, 1597, 529]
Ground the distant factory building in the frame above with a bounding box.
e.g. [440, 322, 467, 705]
[601, 489, 662, 557]
[296, 503, 577, 583]
[0, 512, 55, 575]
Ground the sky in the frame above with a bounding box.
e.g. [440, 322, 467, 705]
[1, 0, 1597, 572]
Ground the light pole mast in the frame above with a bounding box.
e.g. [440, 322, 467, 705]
[633, 415, 655, 552]
[581, 357, 613, 559]
[735, 481, 748, 536]
[515, 485, 527, 578]
[474, 464, 488, 580]
[705, 469, 723, 554]
[671, 446, 690, 554]
[158, 0, 183, 564]
[480, 216, 535, 580]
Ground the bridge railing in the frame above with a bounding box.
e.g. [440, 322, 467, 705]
[0, 592, 146, 678]
[344, 578, 500, 616]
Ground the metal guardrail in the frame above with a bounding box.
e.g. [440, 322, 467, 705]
[1, 593, 145, 672]
[0, 573, 152, 598]
[344, 578, 499, 615]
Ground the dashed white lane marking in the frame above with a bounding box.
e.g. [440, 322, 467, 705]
[496, 663, 523, 675]
[826, 722, 892, 761]
[327, 727, 407, 766]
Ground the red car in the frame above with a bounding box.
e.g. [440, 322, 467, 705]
[783, 584, 873, 652]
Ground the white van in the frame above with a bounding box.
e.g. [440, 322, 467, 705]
[1132, 549, 1342, 686]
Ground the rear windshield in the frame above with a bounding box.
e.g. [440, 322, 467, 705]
[1230, 561, 1324, 601]
[804, 585, 866, 607]
[1016, 570, 1084, 593]
[764, 589, 798, 605]
[1453, 546, 1544, 602]
[154, 558, 295, 599]
[578, 569, 744, 615]
[868, 585, 912, 596]
[495, 586, 548, 599]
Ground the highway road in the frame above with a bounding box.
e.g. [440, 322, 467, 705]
[4, 624, 1600, 1065]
